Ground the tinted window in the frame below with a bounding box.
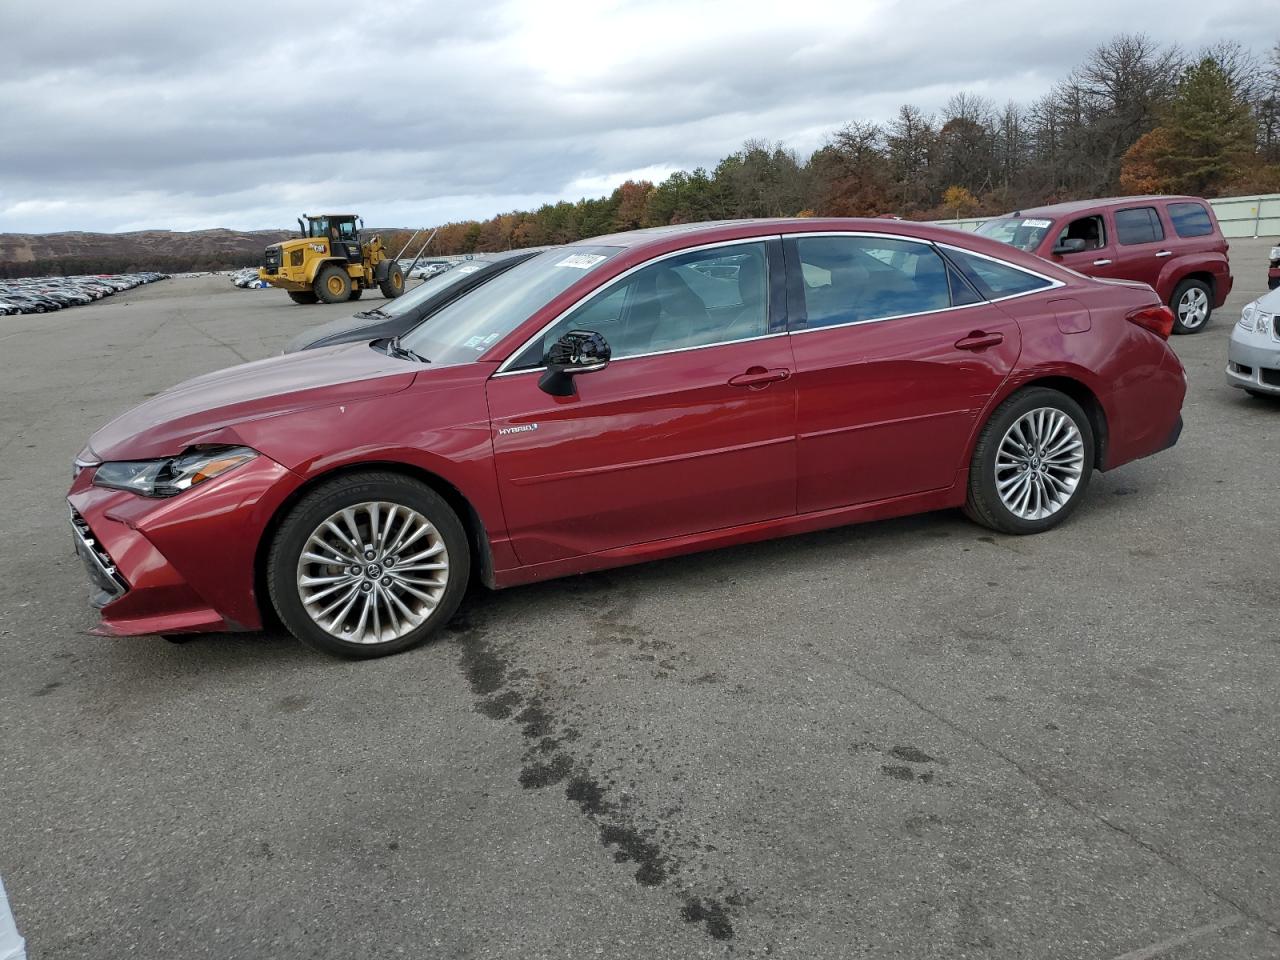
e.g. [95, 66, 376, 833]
[1114, 207, 1165, 245]
[509, 242, 768, 369]
[1167, 202, 1214, 238]
[944, 248, 1052, 298]
[795, 236, 952, 327]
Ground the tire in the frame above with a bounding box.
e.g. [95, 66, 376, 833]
[267, 472, 470, 659]
[349, 287, 363, 301]
[964, 387, 1095, 535]
[1245, 388, 1280, 401]
[378, 263, 405, 299]
[288, 291, 319, 305]
[1170, 278, 1213, 335]
[314, 265, 351, 304]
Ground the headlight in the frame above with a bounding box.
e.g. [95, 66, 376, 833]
[92, 446, 256, 497]
[1240, 303, 1255, 328]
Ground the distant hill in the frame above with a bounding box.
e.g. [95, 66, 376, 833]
[0, 228, 299, 278]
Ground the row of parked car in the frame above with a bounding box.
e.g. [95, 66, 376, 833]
[229, 267, 270, 289]
[0, 272, 169, 315]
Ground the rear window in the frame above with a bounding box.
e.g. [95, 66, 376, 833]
[1167, 202, 1214, 238]
[945, 248, 1052, 299]
[1114, 207, 1165, 245]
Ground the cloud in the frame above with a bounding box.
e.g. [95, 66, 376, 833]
[0, 0, 1266, 233]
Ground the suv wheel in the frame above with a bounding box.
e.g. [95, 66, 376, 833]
[1170, 278, 1212, 334]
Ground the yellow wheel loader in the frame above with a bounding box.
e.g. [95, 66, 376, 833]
[259, 214, 407, 304]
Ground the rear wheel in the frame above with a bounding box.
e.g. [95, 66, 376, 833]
[314, 265, 351, 304]
[288, 291, 319, 305]
[964, 387, 1095, 535]
[1170, 278, 1213, 334]
[378, 262, 405, 299]
[267, 472, 470, 659]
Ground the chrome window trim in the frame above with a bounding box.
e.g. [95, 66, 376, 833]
[491, 231, 1067, 376]
[494, 236, 776, 376]
[933, 240, 1066, 303]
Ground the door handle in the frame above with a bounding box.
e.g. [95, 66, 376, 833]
[1155, 250, 1172, 258]
[728, 366, 790, 388]
[954, 331, 1004, 351]
[1093, 258, 1112, 266]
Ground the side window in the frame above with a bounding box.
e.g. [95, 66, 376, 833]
[1114, 207, 1165, 245]
[1056, 215, 1106, 250]
[339, 220, 357, 240]
[509, 242, 768, 369]
[946, 248, 1052, 299]
[794, 236, 952, 328]
[1167, 202, 1214, 238]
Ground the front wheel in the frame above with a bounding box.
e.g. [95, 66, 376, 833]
[314, 265, 351, 304]
[267, 473, 470, 659]
[964, 388, 1095, 535]
[288, 291, 319, 305]
[378, 263, 405, 299]
[1170, 278, 1213, 334]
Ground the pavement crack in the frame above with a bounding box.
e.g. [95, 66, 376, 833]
[843, 663, 1280, 938]
[448, 612, 750, 942]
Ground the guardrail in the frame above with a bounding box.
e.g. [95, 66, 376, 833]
[932, 193, 1280, 238]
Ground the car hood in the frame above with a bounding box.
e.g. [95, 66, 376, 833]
[284, 313, 400, 353]
[1253, 286, 1280, 313]
[88, 341, 418, 461]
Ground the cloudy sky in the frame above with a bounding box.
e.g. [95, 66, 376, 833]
[0, 0, 1264, 234]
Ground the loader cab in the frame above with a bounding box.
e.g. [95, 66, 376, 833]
[306, 214, 362, 263]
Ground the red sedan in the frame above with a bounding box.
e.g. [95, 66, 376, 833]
[68, 219, 1186, 658]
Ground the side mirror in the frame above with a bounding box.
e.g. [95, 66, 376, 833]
[538, 330, 611, 397]
[1053, 238, 1087, 255]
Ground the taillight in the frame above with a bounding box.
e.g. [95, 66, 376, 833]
[1126, 305, 1174, 340]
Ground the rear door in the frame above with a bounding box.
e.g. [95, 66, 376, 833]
[785, 234, 1034, 512]
[486, 239, 797, 566]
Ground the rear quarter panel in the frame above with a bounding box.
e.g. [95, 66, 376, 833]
[979, 279, 1185, 471]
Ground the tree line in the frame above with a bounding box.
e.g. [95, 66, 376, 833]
[412, 35, 1280, 256]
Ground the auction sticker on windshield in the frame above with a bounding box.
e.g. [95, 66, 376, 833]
[1024, 219, 1053, 228]
[555, 253, 607, 269]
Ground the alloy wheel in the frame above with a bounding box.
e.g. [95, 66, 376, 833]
[995, 407, 1085, 521]
[295, 501, 449, 645]
[1177, 287, 1209, 328]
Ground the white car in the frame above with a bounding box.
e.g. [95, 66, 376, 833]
[1227, 285, 1280, 399]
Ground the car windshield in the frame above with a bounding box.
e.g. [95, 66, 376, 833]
[976, 217, 1055, 252]
[377, 263, 494, 318]
[399, 246, 621, 366]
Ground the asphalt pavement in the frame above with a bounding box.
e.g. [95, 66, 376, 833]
[1, 245, 1278, 959]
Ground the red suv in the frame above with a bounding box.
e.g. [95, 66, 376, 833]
[69, 219, 1186, 658]
[976, 196, 1232, 334]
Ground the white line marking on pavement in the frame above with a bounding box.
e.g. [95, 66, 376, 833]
[1107, 915, 1244, 960]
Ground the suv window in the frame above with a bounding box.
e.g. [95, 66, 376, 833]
[794, 236, 952, 327]
[944, 248, 1052, 299]
[1114, 207, 1165, 245]
[511, 242, 769, 368]
[1167, 202, 1214, 238]
[1056, 215, 1106, 251]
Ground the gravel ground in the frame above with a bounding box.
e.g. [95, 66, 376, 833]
[1, 244, 1278, 959]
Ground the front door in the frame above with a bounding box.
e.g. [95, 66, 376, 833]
[785, 234, 1025, 512]
[486, 240, 797, 566]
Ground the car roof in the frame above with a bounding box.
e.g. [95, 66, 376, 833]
[561, 216, 1041, 264]
[1005, 196, 1209, 219]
